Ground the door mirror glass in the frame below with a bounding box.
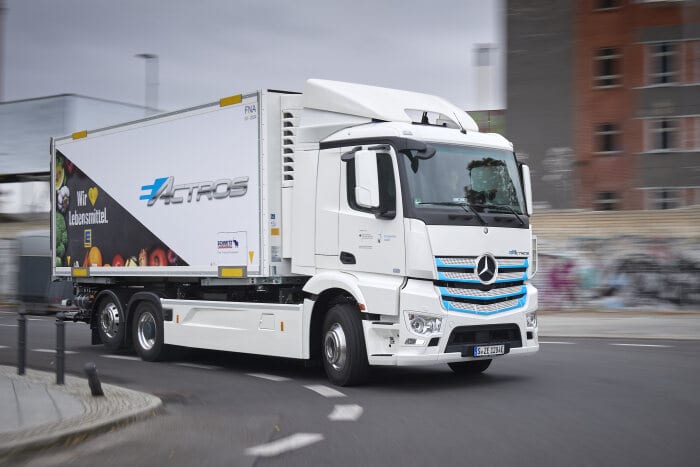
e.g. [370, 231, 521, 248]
[354, 150, 380, 208]
[521, 164, 533, 215]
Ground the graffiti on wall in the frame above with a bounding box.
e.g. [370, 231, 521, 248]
[534, 236, 700, 310]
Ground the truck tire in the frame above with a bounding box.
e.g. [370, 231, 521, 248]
[96, 297, 126, 351]
[321, 303, 370, 386]
[448, 359, 492, 375]
[132, 301, 166, 361]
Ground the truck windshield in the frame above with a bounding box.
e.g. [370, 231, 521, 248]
[400, 143, 526, 215]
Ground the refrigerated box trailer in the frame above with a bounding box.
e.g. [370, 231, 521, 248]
[51, 79, 539, 385]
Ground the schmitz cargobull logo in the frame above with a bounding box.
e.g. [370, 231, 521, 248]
[140, 176, 249, 206]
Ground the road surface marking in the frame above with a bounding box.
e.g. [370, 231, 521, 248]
[28, 318, 49, 321]
[0, 311, 16, 315]
[0, 324, 18, 327]
[247, 373, 291, 382]
[0, 345, 8, 349]
[32, 348, 78, 354]
[245, 433, 324, 457]
[539, 341, 575, 345]
[174, 362, 221, 370]
[100, 354, 141, 361]
[610, 343, 671, 348]
[328, 404, 363, 421]
[304, 384, 346, 398]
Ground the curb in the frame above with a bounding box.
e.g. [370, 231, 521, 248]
[0, 366, 162, 459]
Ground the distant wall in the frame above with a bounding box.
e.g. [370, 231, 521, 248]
[532, 207, 700, 311]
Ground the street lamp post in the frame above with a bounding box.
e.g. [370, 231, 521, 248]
[135, 53, 159, 113]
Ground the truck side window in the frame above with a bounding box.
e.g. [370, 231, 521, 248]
[347, 152, 396, 217]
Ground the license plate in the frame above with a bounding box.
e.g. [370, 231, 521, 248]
[473, 344, 505, 357]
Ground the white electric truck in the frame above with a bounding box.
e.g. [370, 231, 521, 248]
[51, 79, 539, 385]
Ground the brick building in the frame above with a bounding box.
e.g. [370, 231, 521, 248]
[507, 0, 700, 210]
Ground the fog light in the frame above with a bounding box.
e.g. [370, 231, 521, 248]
[404, 338, 426, 346]
[407, 313, 443, 336]
[526, 311, 537, 328]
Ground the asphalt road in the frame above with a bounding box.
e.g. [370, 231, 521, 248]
[0, 310, 698, 467]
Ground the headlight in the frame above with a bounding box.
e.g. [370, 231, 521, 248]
[526, 311, 537, 328]
[407, 312, 443, 336]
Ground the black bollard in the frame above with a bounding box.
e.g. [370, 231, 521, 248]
[56, 312, 66, 385]
[17, 308, 26, 375]
[84, 362, 104, 397]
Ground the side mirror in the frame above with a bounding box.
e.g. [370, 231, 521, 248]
[521, 164, 533, 216]
[354, 150, 380, 209]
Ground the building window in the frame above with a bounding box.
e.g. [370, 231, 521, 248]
[647, 119, 679, 151]
[595, 191, 619, 211]
[595, 123, 621, 153]
[648, 42, 677, 85]
[649, 189, 681, 210]
[595, 0, 620, 10]
[594, 48, 621, 87]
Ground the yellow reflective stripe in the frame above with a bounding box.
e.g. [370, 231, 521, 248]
[72, 130, 87, 139]
[219, 94, 242, 107]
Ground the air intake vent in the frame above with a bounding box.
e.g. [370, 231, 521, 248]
[281, 108, 300, 187]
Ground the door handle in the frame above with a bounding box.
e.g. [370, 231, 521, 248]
[340, 251, 356, 264]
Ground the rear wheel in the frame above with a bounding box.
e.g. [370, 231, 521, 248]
[322, 303, 369, 386]
[448, 359, 492, 375]
[132, 301, 166, 361]
[97, 297, 125, 351]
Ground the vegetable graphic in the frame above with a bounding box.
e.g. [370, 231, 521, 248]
[57, 186, 70, 213]
[149, 248, 167, 266]
[111, 254, 124, 267]
[83, 246, 103, 267]
[55, 158, 65, 190]
[55, 214, 67, 259]
[138, 248, 148, 266]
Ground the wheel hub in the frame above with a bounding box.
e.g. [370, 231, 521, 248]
[99, 302, 120, 339]
[137, 312, 156, 351]
[324, 323, 347, 371]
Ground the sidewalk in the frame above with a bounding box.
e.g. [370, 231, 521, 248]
[0, 365, 161, 460]
[538, 311, 700, 340]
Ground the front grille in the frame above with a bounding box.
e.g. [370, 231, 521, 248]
[445, 324, 522, 354]
[435, 256, 529, 315]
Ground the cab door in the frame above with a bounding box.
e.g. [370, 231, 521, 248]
[337, 145, 406, 276]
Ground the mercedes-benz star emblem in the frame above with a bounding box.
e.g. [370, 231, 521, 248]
[475, 254, 498, 284]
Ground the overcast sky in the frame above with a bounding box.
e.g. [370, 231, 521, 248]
[2, 0, 504, 111]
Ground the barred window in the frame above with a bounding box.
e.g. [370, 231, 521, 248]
[594, 48, 621, 87]
[594, 191, 619, 211]
[649, 189, 681, 210]
[648, 42, 677, 85]
[647, 119, 679, 151]
[595, 123, 621, 153]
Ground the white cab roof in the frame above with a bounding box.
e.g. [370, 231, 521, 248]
[324, 121, 513, 152]
[303, 79, 479, 132]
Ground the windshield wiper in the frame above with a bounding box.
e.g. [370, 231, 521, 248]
[469, 203, 524, 225]
[417, 201, 488, 226]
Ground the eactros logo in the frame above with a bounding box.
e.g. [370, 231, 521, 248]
[140, 176, 249, 206]
[475, 254, 498, 284]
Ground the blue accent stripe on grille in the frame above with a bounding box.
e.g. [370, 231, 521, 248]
[498, 259, 528, 269]
[442, 296, 528, 315]
[437, 272, 529, 283]
[435, 258, 475, 269]
[439, 286, 526, 301]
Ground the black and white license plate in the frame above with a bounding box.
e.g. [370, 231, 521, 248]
[473, 344, 506, 357]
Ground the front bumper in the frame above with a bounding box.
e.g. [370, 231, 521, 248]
[364, 279, 539, 366]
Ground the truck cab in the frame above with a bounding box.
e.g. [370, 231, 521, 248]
[282, 80, 539, 383]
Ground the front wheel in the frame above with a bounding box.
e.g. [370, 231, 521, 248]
[322, 303, 370, 387]
[132, 301, 166, 361]
[448, 359, 492, 375]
